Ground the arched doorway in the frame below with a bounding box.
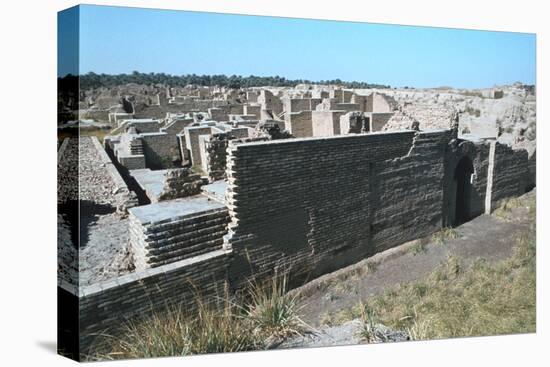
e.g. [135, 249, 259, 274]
[454, 156, 474, 226]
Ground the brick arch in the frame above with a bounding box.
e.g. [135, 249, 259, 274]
[443, 139, 484, 227]
[453, 155, 475, 226]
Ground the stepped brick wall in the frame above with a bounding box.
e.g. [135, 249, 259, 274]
[129, 197, 230, 269]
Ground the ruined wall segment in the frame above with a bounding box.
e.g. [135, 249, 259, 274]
[443, 139, 490, 226]
[141, 132, 180, 169]
[224, 131, 418, 287]
[285, 111, 313, 138]
[490, 143, 529, 208]
[370, 130, 451, 252]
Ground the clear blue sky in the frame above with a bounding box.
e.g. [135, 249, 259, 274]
[58, 4, 536, 88]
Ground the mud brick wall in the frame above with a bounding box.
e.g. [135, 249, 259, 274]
[126, 120, 160, 134]
[78, 249, 231, 353]
[204, 133, 231, 181]
[369, 112, 395, 131]
[129, 203, 229, 269]
[286, 111, 313, 138]
[118, 155, 146, 170]
[243, 104, 261, 119]
[284, 98, 311, 114]
[161, 118, 193, 135]
[351, 94, 368, 112]
[527, 150, 536, 190]
[184, 126, 213, 167]
[442, 139, 491, 226]
[141, 132, 180, 169]
[370, 131, 450, 252]
[469, 143, 491, 217]
[334, 102, 361, 112]
[491, 143, 529, 208]
[224, 131, 423, 288]
[135, 100, 232, 119]
[312, 111, 346, 137]
[209, 107, 229, 122]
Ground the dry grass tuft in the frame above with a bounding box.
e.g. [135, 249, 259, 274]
[246, 274, 306, 339]
[494, 197, 523, 221]
[432, 227, 460, 245]
[88, 274, 305, 360]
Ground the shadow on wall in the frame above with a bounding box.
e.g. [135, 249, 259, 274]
[453, 156, 475, 226]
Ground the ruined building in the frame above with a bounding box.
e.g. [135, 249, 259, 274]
[59, 85, 536, 352]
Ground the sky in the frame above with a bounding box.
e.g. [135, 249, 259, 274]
[58, 4, 536, 89]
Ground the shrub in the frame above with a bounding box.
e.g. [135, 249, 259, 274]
[245, 274, 306, 339]
[432, 227, 459, 245]
[409, 241, 426, 256]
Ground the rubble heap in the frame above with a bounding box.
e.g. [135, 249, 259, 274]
[158, 168, 204, 201]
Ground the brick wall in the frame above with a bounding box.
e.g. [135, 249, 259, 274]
[141, 132, 180, 169]
[224, 131, 423, 288]
[312, 111, 346, 136]
[78, 249, 231, 352]
[161, 118, 193, 135]
[491, 143, 529, 208]
[184, 126, 212, 167]
[129, 200, 229, 269]
[286, 111, 313, 138]
[74, 129, 534, 355]
[369, 112, 395, 131]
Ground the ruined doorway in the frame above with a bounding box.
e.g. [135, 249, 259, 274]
[454, 156, 474, 226]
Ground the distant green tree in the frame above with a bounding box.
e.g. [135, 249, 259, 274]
[66, 72, 391, 90]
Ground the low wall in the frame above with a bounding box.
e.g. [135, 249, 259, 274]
[129, 197, 229, 269]
[79, 249, 231, 352]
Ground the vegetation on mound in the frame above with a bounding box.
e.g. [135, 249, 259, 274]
[362, 223, 535, 340]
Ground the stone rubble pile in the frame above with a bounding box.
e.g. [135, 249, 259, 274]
[158, 168, 204, 201]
